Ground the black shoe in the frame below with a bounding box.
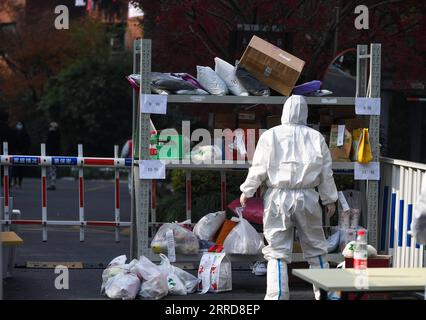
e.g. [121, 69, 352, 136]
[47, 186, 56, 191]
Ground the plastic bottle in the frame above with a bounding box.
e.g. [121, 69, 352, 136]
[354, 229, 368, 270]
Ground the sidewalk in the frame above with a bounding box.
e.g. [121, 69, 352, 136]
[3, 268, 314, 300]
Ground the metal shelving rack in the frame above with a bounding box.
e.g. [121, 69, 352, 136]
[130, 39, 381, 263]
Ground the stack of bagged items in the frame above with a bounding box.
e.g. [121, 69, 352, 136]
[151, 220, 200, 255]
[192, 200, 264, 255]
[127, 35, 312, 97]
[101, 254, 199, 300]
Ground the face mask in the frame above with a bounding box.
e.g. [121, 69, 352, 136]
[16, 123, 23, 130]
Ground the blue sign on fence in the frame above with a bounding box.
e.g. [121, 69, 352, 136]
[52, 157, 78, 166]
[11, 156, 40, 165]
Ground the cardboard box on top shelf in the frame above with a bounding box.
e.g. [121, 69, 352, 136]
[329, 124, 352, 162]
[214, 113, 236, 130]
[239, 36, 305, 96]
[266, 115, 281, 129]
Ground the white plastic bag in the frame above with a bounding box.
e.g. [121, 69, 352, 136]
[342, 241, 378, 258]
[151, 223, 199, 255]
[158, 254, 187, 296]
[104, 271, 141, 300]
[327, 228, 340, 253]
[214, 57, 248, 96]
[101, 255, 127, 294]
[223, 208, 264, 255]
[172, 265, 199, 294]
[176, 89, 209, 95]
[193, 211, 226, 241]
[196, 66, 228, 96]
[133, 255, 168, 300]
[198, 252, 232, 293]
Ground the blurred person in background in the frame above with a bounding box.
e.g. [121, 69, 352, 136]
[46, 122, 61, 190]
[11, 122, 31, 188]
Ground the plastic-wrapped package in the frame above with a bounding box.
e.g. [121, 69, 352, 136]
[171, 265, 199, 294]
[293, 80, 322, 95]
[306, 89, 333, 97]
[174, 73, 206, 90]
[151, 223, 200, 255]
[126, 75, 140, 90]
[132, 255, 168, 300]
[101, 255, 127, 294]
[214, 57, 248, 96]
[198, 252, 232, 293]
[196, 66, 229, 95]
[193, 211, 226, 241]
[223, 208, 264, 255]
[158, 254, 198, 295]
[227, 198, 263, 225]
[236, 66, 270, 96]
[151, 72, 198, 92]
[105, 271, 140, 300]
[175, 89, 209, 95]
[151, 86, 170, 95]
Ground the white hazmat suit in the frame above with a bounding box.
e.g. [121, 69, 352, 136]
[240, 95, 338, 300]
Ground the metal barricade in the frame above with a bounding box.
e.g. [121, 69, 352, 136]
[379, 157, 425, 267]
[1, 142, 132, 242]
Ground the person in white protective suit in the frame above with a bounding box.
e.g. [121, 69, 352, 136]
[411, 180, 426, 245]
[240, 95, 338, 300]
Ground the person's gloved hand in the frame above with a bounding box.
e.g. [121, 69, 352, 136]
[240, 193, 248, 208]
[325, 202, 336, 218]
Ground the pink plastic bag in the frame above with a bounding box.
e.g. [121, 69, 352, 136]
[227, 198, 264, 225]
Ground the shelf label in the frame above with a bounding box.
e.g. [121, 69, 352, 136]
[321, 98, 337, 104]
[337, 125, 345, 146]
[338, 191, 350, 212]
[139, 160, 166, 179]
[141, 94, 167, 114]
[354, 161, 380, 180]
[355, 98, 381, 115]
[190, 96, 206, 102]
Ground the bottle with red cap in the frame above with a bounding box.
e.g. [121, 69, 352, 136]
[354, 229, 368, 270]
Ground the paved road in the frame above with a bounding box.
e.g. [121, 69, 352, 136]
[2, 178, 314, 300]
[7, 178, 131, 265]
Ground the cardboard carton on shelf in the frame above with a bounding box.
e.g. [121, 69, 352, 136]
[329, 124, 352, 162]
[239, 36, 305, 96]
